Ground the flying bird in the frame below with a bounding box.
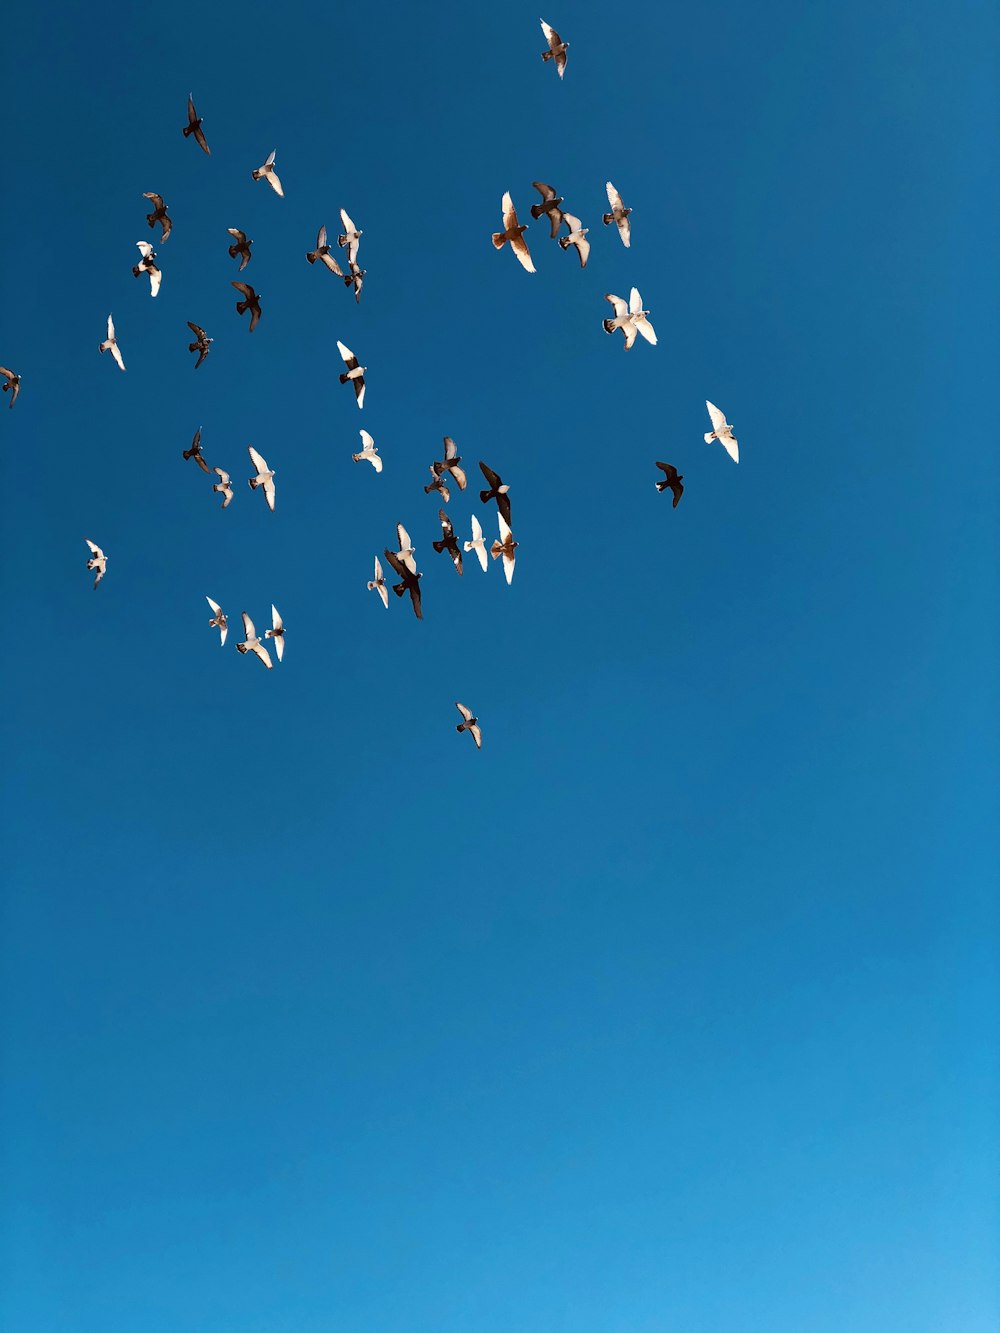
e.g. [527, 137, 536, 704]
[540, 19, 569, 77]
[490, 513, 518, 585]
[463, 514, 489, 572]
[142, 192, 172, 241]
[425, 435, 467, 502]
[232, 281, 261, 331]
[603, 288, 655, 349]
[654, 462, 684, 507]
[99, 314, 126, 371]
[603, 182, 632, 247]
[492, 192, 534, 273]
[187, 322, 212, 368]
[478, 460, 512, 525]
[227, 228, 253, 270]
[367, 556, 389, 608]
[213, 468, 234, 508]
[183, 95, 211, 154]
[455, 702, 482, 749]
[343, 261, 366, 303]
[432, 510, 463, 575]
[530, 181, 565, 237]
[393, 522, 417, 575]
[337, 209, 362, 265]
[236, 612, 273, 668]
[352, 429, 382, 471]
[85, 539, 107, 588]
[305, 225, 344, 276]
[264, 605, 285, 662]
[424, 468, 451, 503]
[252, 150, 284, 197]
[0, 366, 21, 408]
[382, 547, 423, 620]
[183, 427, 211, 474]
[337, 340, 366, 409]
[247, 445, 276, 511]
[558, 213, 590, 267]
[704, 401, 739, 463]
[132, 241, 161, 297]
[206, 597, 228, 646]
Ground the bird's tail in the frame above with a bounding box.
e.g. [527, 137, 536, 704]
[228, 244, 238, 259]
[305, 251, 318, 264]
[704, 432, 716, 444]
[541, 49, 552, 61]
[339, 372, 349, 384]
[236, 643, 248, 654]
[248, 478, 259, 490]
[479, 489, 494, 503]
[602, 319, 617, 334]
[131, 265, 141, 278]
[529, 203, 545, 219]
[456, 723, 467, 733]
[236, 300, 248, 315]
[251, 169, 261, 181]
[602, 212, 614, 226]
[182, 125, 193, 138]
[183, 448, 194, 460]
[491, 231, 506, 250]
[655, 480, 669, 492]
[432, 539, 446, 554]
[558, 236, 571, 249]
[392, 582, 406, 598]
[146, 215, 156, 228]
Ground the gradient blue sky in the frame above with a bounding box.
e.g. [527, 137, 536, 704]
[1, 1, 997, 1329]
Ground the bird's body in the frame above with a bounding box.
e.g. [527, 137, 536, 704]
[463, 514, 489, 572]
[247, 445, 276, 511]
[492, 192, 535, 273]
[367, 556, 389, 608]
[232, 281, 261, 331]
[132, 241, 161, 297]
[540, 19, 569, 77]
[352, 429, 382, 471]
[85, 539, 107, 589]
[383, 547, 423, 619]
[490, 514, 518, 585]
[603, 182, 632, 247]
[264, 604, 285, 662]
[432, 509, 463, 575]
[183, 427, 211, 474]
[455, 702, 482, 748]
[558, 212, 590, 267]
[337, 340, 366, 409]
[337, 209, 362, 265]
[206, 597, 228, 646]
[99, 314, 125, 371]
[227, 228, 252, 270]
[530, 181, 565, 237]
[142, 192, 171, 241]
[306, 225, 344, 276]
[655, 461, 684, 507]
[183, 95, 211, 154]
[704, 401, 739, 463]
[213, 468, 234, 508]
[478, 460, 512, 525]
[0, 366, 21, 407]
[252, 150, 284, 197]
[237, 612, 272, 668]
[187, 322, 212, 368]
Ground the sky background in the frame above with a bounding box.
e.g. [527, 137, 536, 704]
[1, 0, 997, 1329]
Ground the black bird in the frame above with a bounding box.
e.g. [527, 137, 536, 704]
[227, 228, 253, 270]
[142, 192, 172, 241]
[182, 427, 211, 474]
[431, 435, 467, 489]
[432, 510, 463, 575]
[654, 461, 684, 507]
[183, 94, 211, 154]
[186, 322, 212, 368]
[478, 460, 512, 525]
[232, 281, 261, 331]
[530, 181, 565, 238]
[0, 366, 21, 408]
[383, 547, 423, 620]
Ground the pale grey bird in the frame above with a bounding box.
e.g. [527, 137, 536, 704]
[352, 429, 382, 471]
[85, 538, 107, 588]
[306, 225, 344, 276]
[213, 467, 234, 509]
[463, 514, 489, 572]
[247, 445, 276, 511]
[264, 604, 285, 662]
[603, 182, 632, 247]
[455, 702, 482, 749]
[558, 212, 590, 267]
[337, 209, 362, 265]
[206, 597, 228, 646]
[367, 556, 389, 608]
[540, 19, 569, 77]
[236, 612, 272, 668]
[394, 521, 417, 575]
[0, 366, 21, 408]
[704, 401, 739, 463]
[99, 314, 126, 371]
[252, 150, 284, 197]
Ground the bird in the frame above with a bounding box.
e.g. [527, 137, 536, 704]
[232, 282, 261, 332]
[343, 261, 366, 304]
[603, 182, 632, 247]
[85, 539, 107, 589]
[455, 702, 482, 749]
[530, 181, 565, 237]
[627, 287, 656, 345]
[187, 322, 212, 368]
[305, 225, 344, 276]
[213, 468, 234, 509]
[337, 209, 362, 265]
[337, 341, 366, 409]
[132, 241, 161, 297]
[393, 522, 417, 574]
[247, 446, 276, 511]
[478, 460, 512, 525]
[99, 314, 126, 371]
[492, 192, 534, 273]
[558, 213, 590, 267]
[430, 435, 467, 489]
[206, 597, 228, 646]
[352, 429, 382, 471]
[142, 192, 171, 241]
[704, 401, 739, 463]
[603, 288, 655, 349]
[424, 468, 451, 503]
[432, 510, 463, 575]
[382, 547, 423, 620]
[236, 612, 273, 668]
[654, 462, 684, 507]
[540, 19, 569, 77]
[0, 366, 21, 408]
[252, 150, 284, 197]
[490, 513, 518, 585]
[367, 556, 389, 608]
[183, 95, 211, 154]
[463, 514, 489, 572]
[183, 427, 211, 474]
[227, 228, 253, 270]
[264, 605, 285, 662]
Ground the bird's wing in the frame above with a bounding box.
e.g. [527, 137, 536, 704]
[85, 539, 102, 556]
[264, 150, 276, 167]
[376, 582, 388, 608]
[479, 461, 502, 488]
[354, 378, 365, 410]
[143, 192, 164, 208]
[605, 293, 629, 318]
[574, 233, 590, 266]
[263, 478, 276, 510]
[187, 94, 197, 122]
[562, 212, 581, 231]
[629, 287, 643, 315]
[107, 314, 116, 339]
[266, 169, 284, 197]
[250, 641, 273, 668]
[248, 445, 268, 472]
[555, 49, 567, 76]
[110, 342, 125, 371]
[316, 225, 328, 248]
[456, 701, 474, 722]
[540, 19, 559, 45]
[271, 604, 282, 632]
[214, 468, 230, 483]
[511, 233, 535, 273]
[605, 182, 623, 210]
[634, 316, 657, 345]
[207, 596, 222, 615]
[438, 510, 454, 538]
[706, 401, 728, 434]
[148, 268, 161, 298]
[501, 192, 515, 226]
[655, 462, 676, 479]
[227, 228, 246, 242]
[469, 724, 482, 749]
[443, 435, 458, 461]
[497, 513, 513, 544]
[136, 240, 154, 259]
[502, 548, 515, 584]
[219, 623, 228, 646]
[617, 215, 631, 247]
[360, 430, 375, 451]
[319, 251, 344, 276]
[340, 208, 357, 233]
[382, 547, 408, 579]
[193, 124, 210, 154]
[187, 321, 204, 337]
[232, 281, 252, 297]
[396, 522, 412, 551]
[622, 321, 638, 350]
[242, 612, 256, 639]
[409, 582, 423, 619]
[337, 340, 355, 367]
[532, 181, 557, 201]
[720, 432, 739, 464]
[273, 634, 284, 662]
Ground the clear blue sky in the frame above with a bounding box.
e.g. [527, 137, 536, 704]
[1, 1, 997, 1329]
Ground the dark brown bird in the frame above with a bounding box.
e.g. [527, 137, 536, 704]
[432, 510, 463, 575]
[343, 261, 366, 304]
[0, 366, 21, 408]
[305, 225, 344, 276]
[142, 192, 172, 241]
[182, 427, 211, 474]
[232, 281, 261, 332]
[227, 228, 253, 270]
[424, 468, 451, 503]
[540, 20, 569, 77]
[530, 181, 565, 238]
[478, 460, 512, 526]
[183, 94, 211, 155]
[655, 462, 684, 507]
[186, 322, 212, 368]
[382, 547, 423, 620]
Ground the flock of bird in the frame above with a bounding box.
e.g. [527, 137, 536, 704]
[5, 19, 743, 753]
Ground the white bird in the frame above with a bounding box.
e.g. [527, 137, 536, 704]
[213, 467, 234, 509]
[337, 208, 362, 265]
[540, 19, 569, 78]
[455, 702, 482, 749]
[603, 182, 632, 248]
[99, 314, 126, 371]
[264, 604, 285, 662]
[206, 597, 228, 646]
[602, 292, 638, 349]
[305, 224, 344, 276]
[704, 401, 739, 463]
[558, 212, 590, 267]
[463, 514, 489, 572]
[252, 150, 284, 197]
[490, 514, 518, 585]
[236, 612, 273, 668]
[337, 340, 366, 409]
[367, 556, 389, 608]
[84, 538, 107, 588]
[247, 446, 276, 511]
[132, 241, 161, 297]
[395, 521, 417, 575]
[492, 192, 535, 274]
[628, 287, 656, 345]
[352, 429, 382, 471]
